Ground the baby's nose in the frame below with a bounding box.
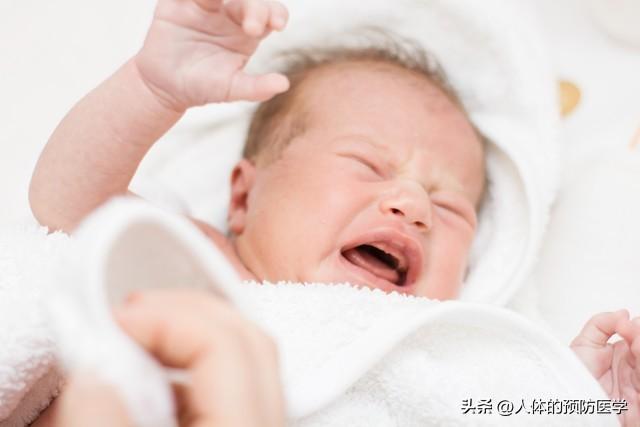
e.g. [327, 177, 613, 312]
[378, 182, 432, 232]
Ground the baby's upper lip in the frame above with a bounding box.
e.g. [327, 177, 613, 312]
[341, 228, 424, 289]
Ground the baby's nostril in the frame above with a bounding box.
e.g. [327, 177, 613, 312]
[391, 208, 404, 216]
[414, 221, 428, 231]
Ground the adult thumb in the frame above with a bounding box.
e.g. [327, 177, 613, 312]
[56, 374, 133, 427]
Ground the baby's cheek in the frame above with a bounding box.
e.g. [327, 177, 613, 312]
[301, 173, 369, 218]
[430, 220, 475, 281]
[435, 206, 476, 233]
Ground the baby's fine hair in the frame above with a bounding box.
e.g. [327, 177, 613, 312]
[243, 28, 467, 165]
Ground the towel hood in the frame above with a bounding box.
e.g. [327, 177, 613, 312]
[136, 0, 560, 306]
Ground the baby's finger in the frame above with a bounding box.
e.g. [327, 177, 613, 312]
[616, 317, 639, 343]
[630, 336, 640, 392]
[193, 0, 224, 13]
[618, 317, 640, 368]
[244, 0, 270, 37]
[223, 0, 245, 27]
[225, 0, 269, 37]
[267, 0, 289, 31]
[631, 331, 640, 371]
[227, 71, 290, 102]
[572, 310, 629, 348]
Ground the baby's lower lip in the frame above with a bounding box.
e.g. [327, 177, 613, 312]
[339, 252, 405, 293]
[342, 246, 400, 284]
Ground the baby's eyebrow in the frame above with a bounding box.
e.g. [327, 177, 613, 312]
[403, 157, 465, 200]
[429, 169, 482, 210]
[358, 136, 390, 152]
[334, 134, 475, 201]
[433, 168, 464, 191]
[333, 133, 392, 153]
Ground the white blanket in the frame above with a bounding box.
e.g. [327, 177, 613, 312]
[0, 0, 567, 424]
[42, 198, 618, 427]
[0, 224, 66, 426]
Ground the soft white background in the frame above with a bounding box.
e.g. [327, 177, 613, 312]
[1, 0, 639, 343]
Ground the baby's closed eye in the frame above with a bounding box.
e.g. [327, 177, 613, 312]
[431, 192, 477, 228]
[338, 153, 386, 178]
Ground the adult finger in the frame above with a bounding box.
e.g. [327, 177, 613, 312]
[116, 290, 261, 426]
[115, 289, 284, 427]
[56, 375, 132, 427]
[571, 310, 629, 348]
[114, 289, 243, 370]
[231, 319, 285, 425]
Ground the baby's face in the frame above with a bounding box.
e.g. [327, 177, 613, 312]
[230, 62, 485, 299]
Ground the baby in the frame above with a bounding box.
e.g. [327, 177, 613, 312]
[28, 0, 640, 425]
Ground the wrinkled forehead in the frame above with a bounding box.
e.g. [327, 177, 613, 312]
[295, 60, 480, 150]
[285, 61, 486, 205]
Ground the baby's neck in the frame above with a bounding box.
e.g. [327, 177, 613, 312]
[193, 219, 257, 282]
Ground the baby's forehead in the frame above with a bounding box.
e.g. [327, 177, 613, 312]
[294, 60, 459, 123]
[301, 60, 445, 95]
[282, 61, 485, 206]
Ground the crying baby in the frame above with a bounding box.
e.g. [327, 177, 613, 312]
[28, 0, 640, 425]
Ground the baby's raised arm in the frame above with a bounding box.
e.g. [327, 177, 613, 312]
[29, 0, 289, 232]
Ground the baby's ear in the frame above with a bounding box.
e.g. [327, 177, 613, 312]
[227, 159, 256, 235]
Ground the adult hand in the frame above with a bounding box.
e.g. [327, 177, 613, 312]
[53, 289, 286, 427]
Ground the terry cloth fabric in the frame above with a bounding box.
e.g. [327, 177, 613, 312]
[0, 0, 561, 424]
[0, 223, 67, 427]
[132, 0, 560, 306]
[45, 198, 617, 427]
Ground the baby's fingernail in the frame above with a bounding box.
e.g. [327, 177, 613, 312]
[273, 17, 285, 28]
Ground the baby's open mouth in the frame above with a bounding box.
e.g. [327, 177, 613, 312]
[341, 242, 409, 287]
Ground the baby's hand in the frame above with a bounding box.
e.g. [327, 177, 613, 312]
[571, 310, 640, 425]
[135, 0, 290, 111]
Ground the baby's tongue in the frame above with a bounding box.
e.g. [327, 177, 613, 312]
[343, 247, 399, 284]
